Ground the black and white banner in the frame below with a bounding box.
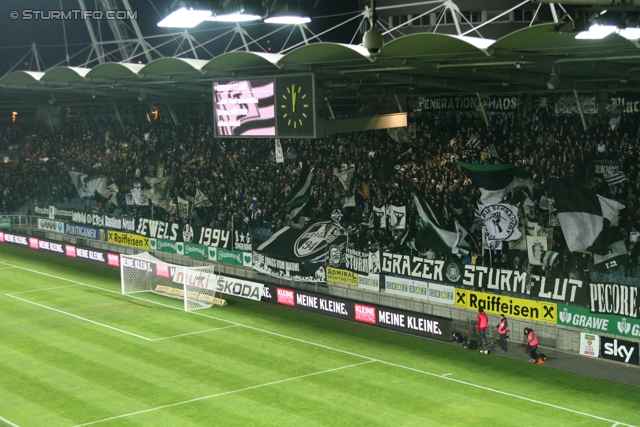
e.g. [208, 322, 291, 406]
[381, 252, 589, 304]
[135, 218, 231, 249]
[555, 94, 598, 114]
[252, 252, 326, 283]
[233, 231, 252, 252]
[64, 223, 104, 240]
[328, 246, 370, 275]
[478, 204, 521, 242]
[212, 275, 263, 302]
[608, 93, 640, 114]
[590, 282, 639, 319]
[390, 205, 406, 230]
[416, 95, 521, 112]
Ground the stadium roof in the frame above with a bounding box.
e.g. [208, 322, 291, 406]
[1, 23, 640, 107]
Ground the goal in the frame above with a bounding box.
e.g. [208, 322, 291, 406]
[120, 252, 223, 311]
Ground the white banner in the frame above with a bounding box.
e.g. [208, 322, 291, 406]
[275, 139, 284, 163]
[373, 206, 386, 229]
[384, 276, 454, 305]
[390, 205, 406, 230]
[428, 282, 455, 305]
[555, 94, 598, 114]
[478, 204, 521, 242]
[177, 197, 190, 219]
[357, 273, 380, 292]
[527, 235, 548, 266]
[580, 332, 600, 358]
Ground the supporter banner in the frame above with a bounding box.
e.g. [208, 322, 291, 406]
[70, 211, 105, 227]
[558, 303, 640, 339]
[600, 336, 639, 365]
[380, 252, 588, 305]
[555, 94, 598, 114]
[327, 266, 358, 286]
[150, 238, 184, 255]
[233, 231, 252, 252]
[416, 95, 521, 112]
[34, 206, 74, 220]
[135, 218, 231, 249]
[107, 231, 150, 250]
[593, 160, 619, 176]
[608, 93, 640, 114]
[579, 333, 600, 358]
[208, 247, 251, 267]
[589, 282, 639, 319]
[340, 247, 369, 274]
[358, 273, 380, 292]
[103, 214, 136, 232]
[262, 284, 452, 341]
[183, 242, 208, 260]
[369, 250, 381, 274]
[454, 288, 557, 323]
[0, 216, 11, 229]
[253, 252, 326, 283]
[37, 218, 64, 233]
[64, 223, 105, 241]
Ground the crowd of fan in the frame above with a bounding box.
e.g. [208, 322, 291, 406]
[2, 107, 640, 283]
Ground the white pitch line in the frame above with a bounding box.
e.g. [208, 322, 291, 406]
[0, 267, 17, 271]
[150, 325, 240, 341]
[8, 284, 82, 295]
[1, 261, 636, 427]
[6, 294, 154, 342]
[441, 373, 452, 377]
[0, 415, 20, 427]
[72, 360, 376, 427]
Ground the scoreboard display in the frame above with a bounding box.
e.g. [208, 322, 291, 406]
[213, 74, 324, 138]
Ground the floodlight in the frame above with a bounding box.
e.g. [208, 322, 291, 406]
[207, 0, 262, 22]
[618, 27, 640, 40]
[158, 7, 212, 28]
[265, 2, 311, 24]
[575, 24, 617, 39]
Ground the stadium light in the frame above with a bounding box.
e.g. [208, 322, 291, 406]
[618, 27, 640, 40]
[264, 2, 311, 24]
[575, 24, 617, 39]
[157, 7, 212, 28]
[207, 0, 262, 22]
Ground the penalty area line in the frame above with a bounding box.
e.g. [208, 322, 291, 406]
[150, 325, 240, 341]
[72, 360, 376, 427]
[3, 262, 636, 427]
[6, 294, 154, 342]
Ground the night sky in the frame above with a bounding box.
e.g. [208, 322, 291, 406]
[0, 0, 361, 75]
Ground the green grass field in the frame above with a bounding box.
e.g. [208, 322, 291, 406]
[0, 244, 638, 427]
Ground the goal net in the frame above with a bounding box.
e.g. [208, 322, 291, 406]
[120, 252, 224, 311]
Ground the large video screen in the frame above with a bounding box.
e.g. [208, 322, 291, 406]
[214, 79, 275, 137]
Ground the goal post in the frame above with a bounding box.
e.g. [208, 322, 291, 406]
[120, 252, 225, 311]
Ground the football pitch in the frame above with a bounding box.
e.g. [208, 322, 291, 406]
[0, 245, 638, 427]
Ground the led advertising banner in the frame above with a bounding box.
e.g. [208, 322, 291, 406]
[213, 79, 275, 137]
[261, 284, 452, 341]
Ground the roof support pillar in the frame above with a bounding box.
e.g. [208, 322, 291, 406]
[476, 93, 489, 127]
[573, 89, 588, 132]
[166, 102, 179, 125]
[113, 103, 125, 131]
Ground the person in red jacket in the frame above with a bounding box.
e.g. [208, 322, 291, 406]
[495, 314, 509, 352]
[476, 307, 488, 347]
[525, 327, 539, 363]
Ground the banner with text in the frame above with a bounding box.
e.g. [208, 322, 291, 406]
[416, 95, 521, 112]
[107, 231, 150, 250]
[589, 282, 639, 319]
[455, 288, 557, 323]
[558, 304, 640, 339]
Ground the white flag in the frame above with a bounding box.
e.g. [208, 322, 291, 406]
[527, 235, 548, 266]
[194, 189, 212, 208]
[452, 221, 469, 255]
[177, 197, 190, 218]
[68, 171, 93, 198]
[125, 193, 135, 205]
[373, 206, 386, 229]
[275, 139, 284, 163]
[478, 204, 521, 242]
[390, 205, 406, 230]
